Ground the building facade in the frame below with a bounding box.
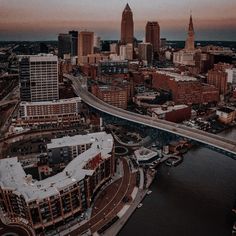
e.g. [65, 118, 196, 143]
[78, 31, 94, 63]
[138, 43, 153, 65]
[69, 30, 78, 57]
[0, 132, 115, 234]
[58, 34, 72, 59]
[91, 84, 128, 109]
[152, 70, 219, 104]
[19, 54, 59, 102]
[121, 4, 134, 45]
[18, 97, 82, 127]
[145, 21, 160, 56]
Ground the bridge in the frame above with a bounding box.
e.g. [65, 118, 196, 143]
[64, 74, 236, 157]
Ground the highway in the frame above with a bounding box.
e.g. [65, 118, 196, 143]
[64, 74, 236, 156]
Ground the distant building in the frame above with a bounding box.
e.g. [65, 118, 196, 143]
[69, 30, 78, 56]
[138, 43, 153, 65]
[18, 98, 82, 127]
[78, 31, 94, 63]
[207, 63, 232, 96]
[145, 21, 160, 57]
[0, 132, 114, 234]
[98, 60, 128, 75]
[79, 53, 109, 65]
[110, 43, 119, 54]
[173, 15, 197, 66]
[19, 54, 59, 102]
[58, 33, 71, 59]
[120, 43, 133, 60]
[121, 3, 134, 45]
[216, 107, 236, 124]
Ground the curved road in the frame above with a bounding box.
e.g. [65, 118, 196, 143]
[65, 74, 236, 157]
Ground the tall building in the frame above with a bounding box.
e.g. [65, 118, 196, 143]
[185, 14, 195, 51]
[19, 54, 59, 102]
[78, 31, 94, 63]
[121, 3, 134, 45]
[120, 44, 133, 60]
[173, 14, 196, 66]
[58, 33, 71, 59]
[69, 30, 78, 56]
[138, 43, 153, 65]
[145, 21, 160, 56]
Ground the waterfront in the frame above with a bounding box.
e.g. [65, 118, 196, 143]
[119, 128, 236, 236]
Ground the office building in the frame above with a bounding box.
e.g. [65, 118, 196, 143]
[58, 33, 71, 59]
[69, 30, 78, 56]
[19, 54, 59, 102]
[138, 43, 153, 65]
[78, 31, 94, 63]
[145, 21, 160, 56]
[121, 4, 134, 44]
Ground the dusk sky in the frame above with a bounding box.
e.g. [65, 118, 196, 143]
[0, 0, 236, 41]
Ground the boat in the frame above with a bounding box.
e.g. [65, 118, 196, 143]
[147, 190, 152, 195]
[137, 203, 143, 208]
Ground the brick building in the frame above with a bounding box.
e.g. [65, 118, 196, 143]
[91, 84, 128, 109]
[152, 70, 219, 104]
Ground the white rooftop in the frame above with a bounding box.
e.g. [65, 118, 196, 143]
[157, 70, 197, 82]
[151, 105, 189, 115]
[0, 132, 113, 202]
[20, 97, 81, 106]
[134, 147, 158, 162]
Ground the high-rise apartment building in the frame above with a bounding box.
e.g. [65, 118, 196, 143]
[19, 54, 59, 102]
[121, 4, 134, 45]
[69, 30, 78, 56]
[58, 33, 72, 59]
[145, 21, 160, 56]
[78, 31, 94, 63]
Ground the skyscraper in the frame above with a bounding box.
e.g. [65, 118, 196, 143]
[145, 21, 160, 57]
[121, 3, 134, 45]
[58, 33, 72, 59]
[19, 54, 59, 102]
[69, 30, 78, 56]
[78, 31, 94, 63]
[185, 14, 195, 51]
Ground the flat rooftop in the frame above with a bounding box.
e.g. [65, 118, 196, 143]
[156, 70, 198, 82]
[151, 105, 189, 115]
[134, 147, 158, 162]
[0, 132, 113, 202]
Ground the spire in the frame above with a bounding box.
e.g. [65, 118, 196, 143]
[125, 3, 131, 11]
[188, 14, 194, 32]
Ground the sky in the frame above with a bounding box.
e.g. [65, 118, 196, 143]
[0, 0, 236, 41]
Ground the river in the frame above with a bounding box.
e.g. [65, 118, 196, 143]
[119, 128, 236, 236]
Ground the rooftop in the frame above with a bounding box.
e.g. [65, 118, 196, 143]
[156, 70, 198, 82]
[0, 132, 113, 202]
[134, 147, 158, 162]
[151, 105, 189, 115]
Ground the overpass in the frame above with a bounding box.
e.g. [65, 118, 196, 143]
[64, 74, 236, 157]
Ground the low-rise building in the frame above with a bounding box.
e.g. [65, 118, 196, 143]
[134, 147, 158, 165]
[0, 132, 114, 234]
[18, 97, 83, 127]
[216, 107, 236, 124]
[148, 105, 191, 123]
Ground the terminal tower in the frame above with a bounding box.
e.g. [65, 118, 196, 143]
[185, 14, 195, 51]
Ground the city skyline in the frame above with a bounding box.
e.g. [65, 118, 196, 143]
[1, 0, 236, 41]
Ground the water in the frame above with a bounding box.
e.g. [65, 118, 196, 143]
[119, 129, 236, 236]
